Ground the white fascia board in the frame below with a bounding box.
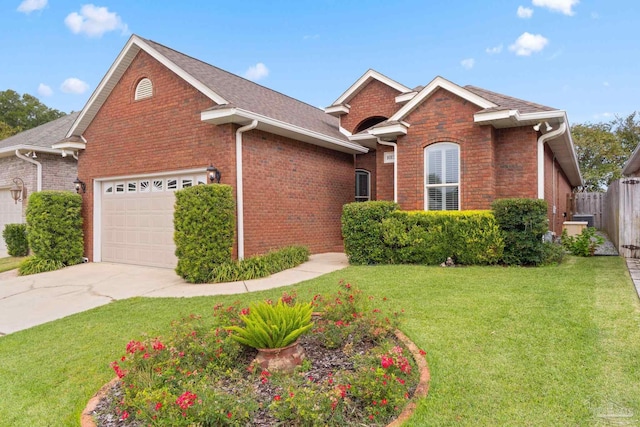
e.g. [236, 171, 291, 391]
[623, 142, 640, 176]
[324, 105, 350, 116]
[52, 141, 86, 151]
[330, 69, 411, 106]
[474, 109, 566, 125]
[339, 126, 352, 137]
[348, 133, 377, 141]
[390, 76, 498, 122]
[201, 107, 368, 154]
[0, 144, 65, 158]
[67, 35, 228, 138]
[395, 92, 417, 103]
[368, 123, 408, 138]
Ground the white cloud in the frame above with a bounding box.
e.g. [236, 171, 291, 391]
[532, 0, 579, 16]
[17, 0, 47, 13]
[461, 58, 475, 70]
[37, 83, 53, 97]
[509, 32, 549, 56]
[61, 78, 89, 94]
[486, 44, 503, 55]
[64, 4, 128, 37]
[517, 6, 534, 18]
[244, 63, 269, 81]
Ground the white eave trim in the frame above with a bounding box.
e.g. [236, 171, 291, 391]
[324, 105, 350, 116]
[0, 144, 64, 158]
[474, 109, 566, 125]
[329, 69, 411, 107]
[201, 107, 368, 154]
[395, 91, 417, 103]
[622, 143, 640, 176]
[368, 122, 409, 138]
[390, 76, 497, 122]
[52, 141, 86, 151]
[67, 35, 228, 138]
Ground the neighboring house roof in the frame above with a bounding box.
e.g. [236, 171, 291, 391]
[622, 143, 640, 176]
[0, 112, 79, 158]
[67, 35, 366, 155]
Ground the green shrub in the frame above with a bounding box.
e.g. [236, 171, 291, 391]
[561, 227, 604, 256]
[492, 198, 548, 266]
[2, 223, 28, 257]
[341, 201, 398, 264]
[227, 298, 314, 349]
[209, 245, 310, 283]
[26, 191, 83, 267]
[18, 256, 65, 276]
[382, 210, 503, 265]
[174, 184, 235, 283]
[541, 241, 566, 265]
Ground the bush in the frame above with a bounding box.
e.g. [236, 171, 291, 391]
[209, 246, 310, 283]
[492, 198, 548, 266]
[174, 185, 235, 283]
[25, 191, 83, 266]
[541, 241, 566, 265]
[381, 210, 504, 265]
[341, 201, 398, 264]
[18, 256, 65, 275]
[561, 227, 604, 256]
[2, 223, 28, 257]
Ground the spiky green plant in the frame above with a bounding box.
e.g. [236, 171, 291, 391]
[227, 299, 313, 349]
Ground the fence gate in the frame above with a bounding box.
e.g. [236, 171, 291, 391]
[604, 178, 640, 258]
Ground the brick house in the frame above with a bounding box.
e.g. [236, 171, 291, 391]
[59, 35, 582, 269]
[0, 112, 79, 257]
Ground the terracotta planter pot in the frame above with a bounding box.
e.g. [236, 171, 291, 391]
[254, 340, 305, 373]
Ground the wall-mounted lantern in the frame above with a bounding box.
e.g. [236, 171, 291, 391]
[207, 164, 221, 184]
[10, 178, 24, 204]
[74, 177, 86, 194]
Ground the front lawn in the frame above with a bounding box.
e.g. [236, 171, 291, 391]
[0, 256, 638, 426]
[0, 256, 25, 273]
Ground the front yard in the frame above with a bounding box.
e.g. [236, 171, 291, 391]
[0, 256, 638, 426]
[0, 256, 25, 273]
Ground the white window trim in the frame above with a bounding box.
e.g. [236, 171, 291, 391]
[424, 143, 461, 211]
[355, 169, 371, 202]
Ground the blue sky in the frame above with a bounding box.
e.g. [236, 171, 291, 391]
[1, 0, 638, 125]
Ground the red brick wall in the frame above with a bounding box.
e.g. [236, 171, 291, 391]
[242, 129, 354, 255]
[375, 146, 395, 201]
[355, 151, 377, 200]
[79, 50, 230, 260]
[544, 145, 573, 235]
[495, 127, 538, 200]
[395, 88, 494, 210]
[341, 80, 402, 133]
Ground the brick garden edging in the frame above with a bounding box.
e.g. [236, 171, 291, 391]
[82, 330, 431, 426]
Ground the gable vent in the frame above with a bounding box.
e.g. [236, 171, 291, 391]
[135, 78, 153, 100]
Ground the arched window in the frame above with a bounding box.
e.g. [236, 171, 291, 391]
[354, 116, 387, 133]
[424, 143, 459, 210]
[355, 169, 371, 202]
[134, 78, 153, 100]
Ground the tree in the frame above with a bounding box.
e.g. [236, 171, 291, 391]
[0, 90, 65, 138]
[0, 120, 19, 139]
[571, 112, 640, 191]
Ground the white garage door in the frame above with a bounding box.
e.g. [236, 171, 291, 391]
[0, 189, 23, 257]
[101, 173, 206, 268]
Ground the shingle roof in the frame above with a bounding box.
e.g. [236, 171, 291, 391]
[464, 85, 556, 114]
[142, 38, 347, 142]
[0, 112, 80, 150]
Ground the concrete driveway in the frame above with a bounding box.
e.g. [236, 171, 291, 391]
[0, 253, 348, 335]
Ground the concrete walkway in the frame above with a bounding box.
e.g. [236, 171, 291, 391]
[0, 253, 349, 336]
[627, 258, 640, 300]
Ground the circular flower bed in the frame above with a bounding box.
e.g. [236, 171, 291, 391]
[86, 282, 429, 426]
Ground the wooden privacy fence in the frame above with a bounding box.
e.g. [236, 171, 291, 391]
[604, 178, 640, 258]
[566, 192, 606, 229]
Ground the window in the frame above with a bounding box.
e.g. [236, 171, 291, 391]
[135, 78, 153, 100]
[167, 179, 178, 190]
[115, 182, 125, 193]
[127, 181, 137, 193]
[181, 178, 193, 188]
[139, 180, 150, 193]
[152, 179, 164, 192]
[355, 169, 371, 202]
[425, 143, 459, 210]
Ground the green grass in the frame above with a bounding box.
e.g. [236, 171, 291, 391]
[0, 257, 639, 426]
[0, 256, 25, 273]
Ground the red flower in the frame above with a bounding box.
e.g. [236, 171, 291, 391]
[381, 355, 394, 369]
[419, 349, 427, 356]
[110, 361, 126, 379]
[240, 307, 250, 316]
[126, 340, 144, 354]
[155, 402, 162, 411]
[121, 411, 129, 420]
[152, 340, 165, 351]
[381, 399, 388, 406]
[274, 395, 281, 401]
[176, 391, 198, 410]
[227, 412, 232, 418]
[143, 353, 150, 359]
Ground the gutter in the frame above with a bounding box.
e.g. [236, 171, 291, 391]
[15, 150, 42, 191]
[537, 122, 567, 199]
[236, 120, 259, 260]
[376, 138, 398, 203]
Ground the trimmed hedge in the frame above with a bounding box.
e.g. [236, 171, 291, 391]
[174, 184, 235, 283]
[341, 201, 398, 265]
[2, 223, 28, 257]
[382, 210, 504, 265]
[25, 191, 83, 265]
[491, 198, 548, 266]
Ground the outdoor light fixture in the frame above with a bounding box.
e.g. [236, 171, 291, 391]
[74, 177, 86, 194]
[206, 164, 221, 183]
[533, 122, 553, 132]
[9, 177, 24, 204]
[533, 122, 541, 131]
[545, 122, 553, 132]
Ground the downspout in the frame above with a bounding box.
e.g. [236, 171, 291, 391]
[376, 138, 398, 203]
[15, 150, 42, 191]
[236, 119, 259, 260]
[537, 122, 566, 199]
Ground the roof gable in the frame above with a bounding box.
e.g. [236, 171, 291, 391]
[328, 69, 411, 108]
